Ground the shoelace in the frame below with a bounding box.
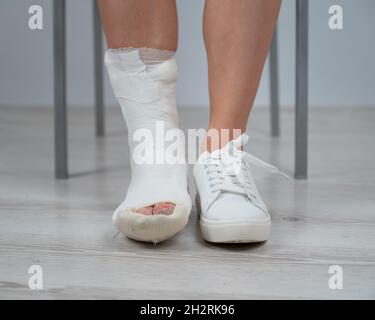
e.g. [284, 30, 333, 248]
[204, 134, 289, 197]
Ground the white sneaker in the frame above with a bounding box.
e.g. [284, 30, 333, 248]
[194, 134, 286, 243]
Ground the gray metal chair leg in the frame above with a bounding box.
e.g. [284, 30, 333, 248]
[53, 0, 68, 179]
[269, 27, 280, 137]
[295, 0, 309, 179]
[93, 1, 105, 137]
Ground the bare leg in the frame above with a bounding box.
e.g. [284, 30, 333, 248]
[98, 0, 178, 50]
[203, 0, 281, 151]
[98, 0, 178, 215]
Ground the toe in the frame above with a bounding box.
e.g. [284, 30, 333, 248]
[153, 202, 175, 215]
[136, 206, 154, 215]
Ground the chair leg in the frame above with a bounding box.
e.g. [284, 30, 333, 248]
[269, 26, 280, 137]
[93, 1, 105, 137]
[53, 0, 68, 179]
[295, 0, 309, 179]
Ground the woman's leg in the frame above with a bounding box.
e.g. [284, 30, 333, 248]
[98, 0, 179, 216]
[194, 0, 281, 243]
[203, 0, 281, 150]
[98, 0, 178, 50]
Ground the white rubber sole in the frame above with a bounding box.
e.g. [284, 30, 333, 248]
[114, 204, 189, 244]
[196, 194, 271, 243]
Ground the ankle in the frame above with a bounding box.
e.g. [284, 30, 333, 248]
[200, 127, 244, 154]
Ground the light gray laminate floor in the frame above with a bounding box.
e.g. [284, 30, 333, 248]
[0, 106, 374, 299]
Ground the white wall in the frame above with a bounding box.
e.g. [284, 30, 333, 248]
[0, 0, 374, 108]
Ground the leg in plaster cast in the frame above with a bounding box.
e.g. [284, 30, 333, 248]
[104, 48, 191, 243]
[98, 0, 179, 217]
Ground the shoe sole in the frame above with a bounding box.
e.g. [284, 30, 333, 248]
[196, 194, 271, 243]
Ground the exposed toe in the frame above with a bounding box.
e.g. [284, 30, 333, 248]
[136, 206, 154, 215]
[153, 202, 175, 215]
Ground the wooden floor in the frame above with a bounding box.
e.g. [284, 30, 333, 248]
[0, 106, 374, 299]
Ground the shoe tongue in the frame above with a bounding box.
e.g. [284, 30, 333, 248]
[227, 133, 249, 150]
[197, 148, 230, 165]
